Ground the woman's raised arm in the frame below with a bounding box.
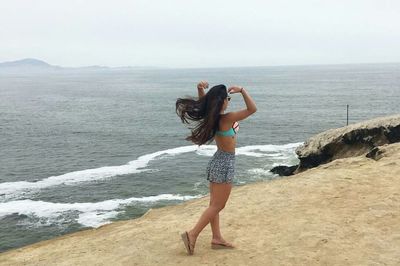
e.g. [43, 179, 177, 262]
[224, 86, 257, 122]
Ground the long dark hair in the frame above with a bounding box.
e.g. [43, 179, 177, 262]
[175, 84, 228, 145]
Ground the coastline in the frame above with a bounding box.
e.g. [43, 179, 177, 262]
[1, 143, 399, 265]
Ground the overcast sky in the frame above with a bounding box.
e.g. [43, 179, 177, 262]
[1, 0, 399, 68]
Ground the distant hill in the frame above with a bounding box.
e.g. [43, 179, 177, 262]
[0, 58, 162, 73]
[0, 58, 54, 67]
[0, 58, 63, 71]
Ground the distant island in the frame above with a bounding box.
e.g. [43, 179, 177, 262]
[2, 59, 399, 73]
[0, 58, 163, 73]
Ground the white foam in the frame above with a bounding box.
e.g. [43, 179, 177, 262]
[0, 193, 203, 228]
[271, 162, 292, 167]
[247, 168, 274, 175]
[237, 142, 302, 155]
[194, 145, 217, 156]
[195, 142, 303, 158]
[0, 143, 302, 201]
[0, 145, 209, 201]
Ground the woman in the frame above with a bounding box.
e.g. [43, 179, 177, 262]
[175, 81, 257, 255]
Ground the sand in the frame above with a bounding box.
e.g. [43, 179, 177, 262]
[1, 143, 399, 266]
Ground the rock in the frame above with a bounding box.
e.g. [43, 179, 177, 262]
[270, 165, 298, 176]
[295, 114, 400, 172]
[366, 147, 383, 161]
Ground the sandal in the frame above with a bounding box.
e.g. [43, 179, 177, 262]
[211, 241, 235, 249]
[181, 231, 195, 255]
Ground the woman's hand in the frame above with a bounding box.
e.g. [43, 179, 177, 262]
[228, 86, 244, 94]
[197, 81, 209, 90]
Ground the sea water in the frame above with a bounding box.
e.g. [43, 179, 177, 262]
[0, 63, 399, 252]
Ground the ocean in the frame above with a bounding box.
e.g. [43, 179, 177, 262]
[0, 63, 399, 252]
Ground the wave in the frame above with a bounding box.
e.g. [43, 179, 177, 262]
[236, 142, 302, 157]
[0, 143, 302, 201]
[0, 193, 203, 228]
[247, 168, 275, 176]
[0, 145, 203, 201]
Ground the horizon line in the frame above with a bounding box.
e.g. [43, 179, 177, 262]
[1, 57, 400, 70]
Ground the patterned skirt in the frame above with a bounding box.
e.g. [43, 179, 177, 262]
[206, 149, 236, 183]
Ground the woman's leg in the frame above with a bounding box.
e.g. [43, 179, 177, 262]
[210, 213, 222, 239]
[209, 182, 222, 239]
[187, 182, 232, 249]
[209, 183, 234, 246]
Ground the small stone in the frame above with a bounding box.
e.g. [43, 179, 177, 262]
[270, 165, 298, 176]
[366, 147, 383, 161]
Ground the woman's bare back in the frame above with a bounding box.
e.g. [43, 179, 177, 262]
[215, 114, 237, 153]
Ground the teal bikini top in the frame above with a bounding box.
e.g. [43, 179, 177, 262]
[216, 121, 240, 137]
